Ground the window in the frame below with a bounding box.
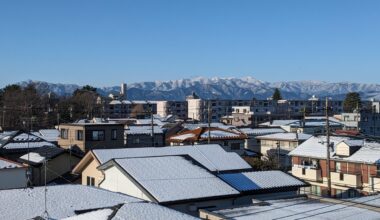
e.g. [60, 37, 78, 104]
[339, 173, 344, 181]
[133, 138, 140, 144]
[302, 168, 306, 175]
[335, 162, 341, 172]
[91, 130, 105, 141]
[86, 176, 95, 186]
[112, 129, 117, 140]
[224, 141, 229, 147]
[60, 129, 68, 139]
[76, 130, 83, 140]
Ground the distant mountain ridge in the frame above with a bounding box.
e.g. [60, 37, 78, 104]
[16, 77, 380, 101]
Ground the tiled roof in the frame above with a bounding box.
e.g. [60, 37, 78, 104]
[168, 127, 246, 143]
[125, 126, 164, 135]
[239, 128, 286, 136]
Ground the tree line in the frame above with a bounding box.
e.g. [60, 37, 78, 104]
[0, 83, 103, 131]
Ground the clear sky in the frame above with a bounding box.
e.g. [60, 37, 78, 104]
[0, 0, 379, 87]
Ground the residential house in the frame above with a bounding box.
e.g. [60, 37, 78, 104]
[125, 125, 165, 147]
[58, 118, 124, 152]
[0, 157, 27, 190]
[221, 106, 253, 127]
[239, 128, 286, 152]
[72, 144, 251, 187]
[256, 133, 312, 168]
[289, 136, 380, 198]
[0, 131, 57, 160]
[167, 127, 247, 155]
[0, 184, 196, 220]
[98, 155, 241, 216]
[18, 146, 82, 186]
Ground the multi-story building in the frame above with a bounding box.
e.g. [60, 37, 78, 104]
[360, 111, 380, 137]
[221, 106, 253, 127]
[58, 118, 125, 152]
[187, 95, 344, 124]
[156, 100, 188, 120]
[104, 100, 157, 119]
[289, 136, 380, 198]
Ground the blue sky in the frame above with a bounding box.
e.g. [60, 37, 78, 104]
[0, 0, 379, 87]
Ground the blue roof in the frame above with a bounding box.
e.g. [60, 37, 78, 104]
[219, 171, 306, 192]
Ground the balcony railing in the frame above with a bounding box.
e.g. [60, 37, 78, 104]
[292, 165, 322, 182]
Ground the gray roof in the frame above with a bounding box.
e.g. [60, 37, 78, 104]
[112, 156, 239, 203]
[239, 128, 286, 136]
[92, 144, 251, 172]
[218, 171, 306, 192]
[256, 133, 312, 141]
[212, 197, 380, 220]
[0, 132, 56, 150]
[125, 126, 164, 135]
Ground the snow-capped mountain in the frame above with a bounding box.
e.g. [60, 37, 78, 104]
[16, 77, 380, 100]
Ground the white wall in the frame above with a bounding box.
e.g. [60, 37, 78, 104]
[0, 168, 27, 190]
[100, 166, 153, 201]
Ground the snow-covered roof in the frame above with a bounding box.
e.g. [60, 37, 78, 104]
[0, 157, 23, 169]
[170, 133, 196, 141]
[218, 171, 306, 192]
[19, 146, 65, 164]
[239, 128, 286, 136]
[33, 129, 59, 142]
[135, 119, 165, 126]
[200, 130, 242, 139]
[345, 194, 380, 208]
[92, 144, 251, 172]
[256, 133, 312, 141]
[112, 156, 239, 203]
[0, 132, 56, 150]
[182, 123, 235, 130]
[125, 126, 164, 135]
[212, 197, 380, 220]
[63, 203, 197, 220]
[289, 136, 380, 164]
[0, 185, 140, 219]
[259, 120, 299, 127]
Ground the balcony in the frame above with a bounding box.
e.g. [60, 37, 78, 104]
[292, 165, 322, 182]
[331, 171, 362, 188]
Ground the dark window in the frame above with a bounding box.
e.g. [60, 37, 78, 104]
[224, 141, 229, 146]
[60, 129, 68, 139]
[89, 130, 105, 141]
[112, 129, 117, 140]
[77, 130, 83, 140]
[340, 173, 344, 181]
[302, 168, 306, 175]
[87, 176, 95, 186]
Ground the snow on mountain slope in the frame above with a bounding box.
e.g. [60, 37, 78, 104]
[15, 77, 380, 100]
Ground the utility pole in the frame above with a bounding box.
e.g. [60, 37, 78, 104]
[325, 97, 332, 197]
[207, 101, 211, 144]
[151, 106, 154, 147]
[276, 141, 280, 169]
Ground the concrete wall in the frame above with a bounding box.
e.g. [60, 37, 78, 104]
[0, 168, 27, 190]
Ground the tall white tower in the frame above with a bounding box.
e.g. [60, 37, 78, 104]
[120, 83, 127, 100]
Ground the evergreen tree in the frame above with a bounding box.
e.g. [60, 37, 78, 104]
[272, 88, 282, 101]
[343, 92, 361, 112]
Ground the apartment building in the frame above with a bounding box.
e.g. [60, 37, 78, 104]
[156, 100, 188, 120]
[104, 100, 157, 119]
[58, 118, 124, 152]
[187, 95, 344, 124]
[289, 136, 380, 198]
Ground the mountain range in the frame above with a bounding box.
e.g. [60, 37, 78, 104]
[16, 76, 380, 101]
